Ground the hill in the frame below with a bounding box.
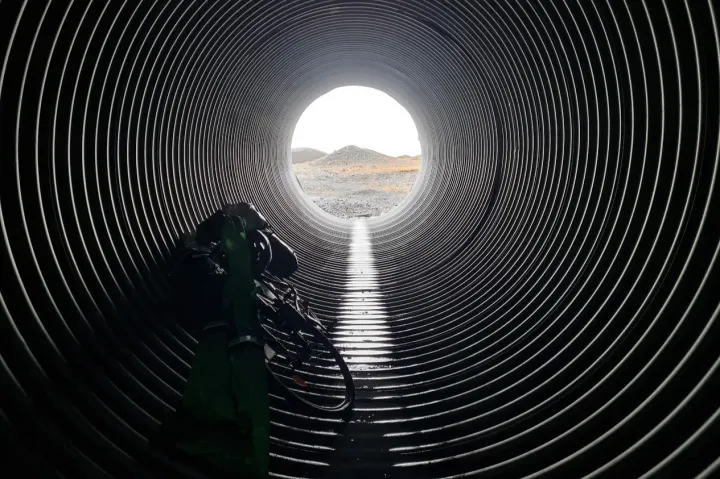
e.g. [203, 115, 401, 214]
[291, 147, 327, 164]
[310, 145, 392, 167]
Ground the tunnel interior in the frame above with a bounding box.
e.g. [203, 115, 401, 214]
[1, 1, 719, 478]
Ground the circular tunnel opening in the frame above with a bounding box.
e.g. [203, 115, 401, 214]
[291, 86, 423, 219]
[0, 1, 718, 478]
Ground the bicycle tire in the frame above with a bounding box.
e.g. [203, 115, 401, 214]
[263, 320, 355, 413]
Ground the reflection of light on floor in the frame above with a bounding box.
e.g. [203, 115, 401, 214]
[333, 220, 393, 371]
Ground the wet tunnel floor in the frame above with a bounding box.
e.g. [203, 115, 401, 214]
[270, 220, 420, 478]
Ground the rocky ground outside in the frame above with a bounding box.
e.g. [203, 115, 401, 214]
[292, 145, 421, 218]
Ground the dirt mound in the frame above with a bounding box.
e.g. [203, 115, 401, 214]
[310, 145, 391, 166]
[291, 147, 327, 164]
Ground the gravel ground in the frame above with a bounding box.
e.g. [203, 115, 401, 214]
[293, 146, 420, 218]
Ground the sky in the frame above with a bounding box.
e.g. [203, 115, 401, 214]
[291, 86, 421, 157]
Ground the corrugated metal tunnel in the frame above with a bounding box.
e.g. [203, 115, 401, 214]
[1, 1, 719, 477]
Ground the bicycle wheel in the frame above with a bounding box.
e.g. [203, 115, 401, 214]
[260, 314, 355, 413]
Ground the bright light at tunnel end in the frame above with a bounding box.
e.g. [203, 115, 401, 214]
[291, 86, 421, 157]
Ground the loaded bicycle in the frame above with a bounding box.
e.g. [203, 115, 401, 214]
[178, 204, 355, 413]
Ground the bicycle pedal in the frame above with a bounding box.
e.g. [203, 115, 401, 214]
[264, 344, 276, 361]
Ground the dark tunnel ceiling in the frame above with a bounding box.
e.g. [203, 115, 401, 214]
[1, 0, 719, 477]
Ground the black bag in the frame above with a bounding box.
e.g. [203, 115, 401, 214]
[172, 246, 228, 333]
[265, 232, 298, 278]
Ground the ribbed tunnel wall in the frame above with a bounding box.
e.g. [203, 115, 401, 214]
[1, 1, 719, 477]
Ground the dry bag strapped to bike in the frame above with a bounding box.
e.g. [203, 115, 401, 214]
[223, 202, 298, 278]
[265, 232, 298, 278]
[247, 229, 298, 279]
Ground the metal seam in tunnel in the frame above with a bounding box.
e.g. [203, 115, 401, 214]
[1, 0, 719, 478]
